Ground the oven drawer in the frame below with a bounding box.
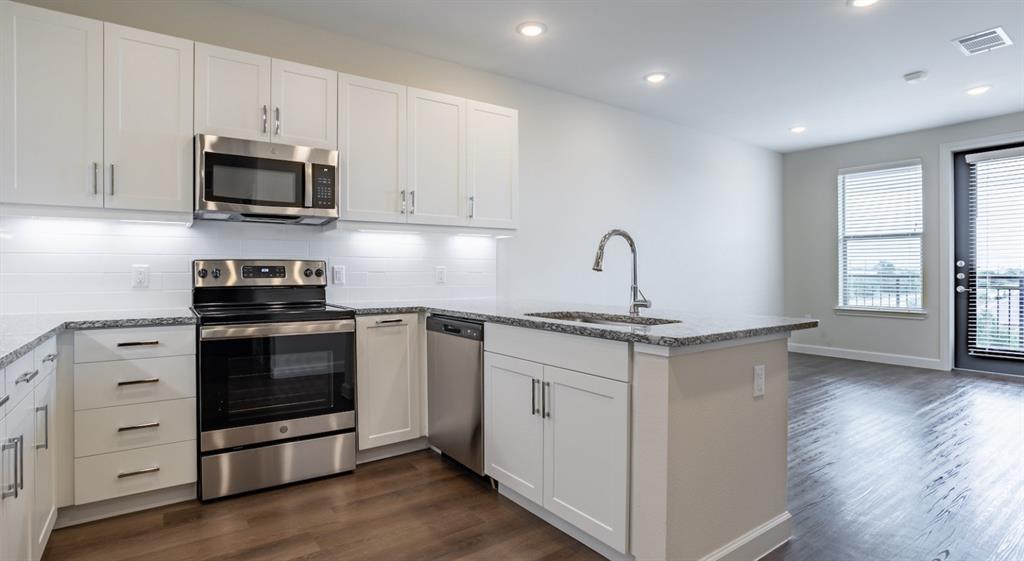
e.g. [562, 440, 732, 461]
[75, 326, 196, 363]
[75, 355, 196, 410]
[75, 398, 197, 457]
[74, 440, 197, 505]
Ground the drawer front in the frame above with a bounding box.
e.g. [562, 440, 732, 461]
[75, 398, 197, 457]
[484, 323, 630, 382]
[75, 325, 196, 364]
[74, 440, 197, 505]
[4, 352, 38, 415]
[34, 336, 59, 379]
[75, 355, 196, 410]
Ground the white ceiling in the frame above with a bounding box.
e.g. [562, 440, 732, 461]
[226, 0, 1024, 152]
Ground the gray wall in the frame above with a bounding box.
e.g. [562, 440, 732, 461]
[21, 0, 785, 316]
[783, 112, 1024, 368]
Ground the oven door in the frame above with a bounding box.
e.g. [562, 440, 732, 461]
[199, 320, 355, 452]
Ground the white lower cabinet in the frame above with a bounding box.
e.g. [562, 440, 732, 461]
[484, 350, 629, 553]
[31, 373, 56, 561]
[355, 314, 423, 450]
[74, 440, 196, 506]
[2, 384, 36, 561]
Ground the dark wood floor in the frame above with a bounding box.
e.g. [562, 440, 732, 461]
[45, 354, 1023, 561]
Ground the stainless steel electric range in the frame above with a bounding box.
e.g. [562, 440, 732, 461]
[191, 259, 356, 500]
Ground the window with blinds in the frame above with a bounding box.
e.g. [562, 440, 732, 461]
[837, 161, 924, 312]
[966, 147, 1024, 360]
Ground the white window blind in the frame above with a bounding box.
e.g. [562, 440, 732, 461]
[837, 161, 924, 312]
[966, 147, 1024, 360]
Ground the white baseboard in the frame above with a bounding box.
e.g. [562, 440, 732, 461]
[697, 511, 792, 561]
[356, 437, 429, 464]
[498, 485, 632, 561]
[788, 343, 948, 371]
[55, 483, 196, 529]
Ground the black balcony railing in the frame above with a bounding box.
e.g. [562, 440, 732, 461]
[971, 274, 1024, 354]
[843, 273, 922, 310]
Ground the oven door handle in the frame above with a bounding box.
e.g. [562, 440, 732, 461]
[201, 320, 355, 341]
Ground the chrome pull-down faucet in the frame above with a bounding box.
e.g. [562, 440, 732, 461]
[592, 229, 651, 316]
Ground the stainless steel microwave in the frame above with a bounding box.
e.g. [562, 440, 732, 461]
[194, 134, 339, 225]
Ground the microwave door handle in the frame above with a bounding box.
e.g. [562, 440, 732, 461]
[304, 163, 314, 208]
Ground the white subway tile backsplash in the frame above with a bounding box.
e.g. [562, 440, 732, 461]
[0, 213, 496, 334]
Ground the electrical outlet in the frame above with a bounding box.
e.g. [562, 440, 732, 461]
[753, 364, 766, 398]
[131, 264, 150, 289]
[332, 265, 346, 285]
[435, 265, 447, 284]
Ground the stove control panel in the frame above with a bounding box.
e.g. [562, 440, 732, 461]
[193, 260, 327, 288]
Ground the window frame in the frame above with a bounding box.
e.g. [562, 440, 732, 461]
[835, 158, 927, 318]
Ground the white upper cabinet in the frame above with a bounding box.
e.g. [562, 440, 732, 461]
[103, 24, 193, 212]
[467, 101, 518, 229]
[407, 88, 467, 226]
[194, 43, 271, 142]
[271, 59, 337, 150]
[0, 2, 103, 207]
[338, 73, 407, 223]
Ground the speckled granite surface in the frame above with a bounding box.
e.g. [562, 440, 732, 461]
[0, 310, 195, 369]
[334, 299, 818, 347]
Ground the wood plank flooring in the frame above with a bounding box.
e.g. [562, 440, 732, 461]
[44, 354, 1023, 561]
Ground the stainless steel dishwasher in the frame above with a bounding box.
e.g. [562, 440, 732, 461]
[426, 315, 484, 475]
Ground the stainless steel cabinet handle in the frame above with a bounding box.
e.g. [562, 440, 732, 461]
[42, 353, 58, 363]
[93, 162, 99, 195]
[116, 340, 160, 347]
[109, 164, 115, 196]
[374, 319, 405, 326]
[117, 466, 160, 479]
[531, 379, 538, 415]
[409, 190, 416, 214]
[543, 382, 551, 418]
[400, 190, 407, 214]
[1, 438, 16, 499]
[15, 370, 39, 385]
[262, 105, 268, 134]
[0, 395, 8, 408]
[469, 195, 476, 218]
[274, 106, 281, 135]
[118, 421, 159, 432]
[117, 378, 160, 387]
[17, 436, 24, 491]
[36, 405, 49, 450]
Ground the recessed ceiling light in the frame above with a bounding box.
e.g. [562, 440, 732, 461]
[644, 72, 669, 84]
[847, 0, 879, 7]
[790, 125, 808, 134]
[966, 85, 992, 96]
[516, 22, 547, 37]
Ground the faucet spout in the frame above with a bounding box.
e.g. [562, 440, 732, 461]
[591, 229, 651, 316]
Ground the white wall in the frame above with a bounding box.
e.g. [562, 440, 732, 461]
[0, 210, 495, 348]
[17, 0, 785, 318]
[783, 112, 1024, 369]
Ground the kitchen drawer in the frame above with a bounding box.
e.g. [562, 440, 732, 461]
[74, 439, 196, 505]
[34, 336, 59, 379]
[75, 355, 196, 410]
[484, 323, 630, 382]
[75, 398, 197, 457]
[75, 325, 196, 363]
[4, 352, 39, 416]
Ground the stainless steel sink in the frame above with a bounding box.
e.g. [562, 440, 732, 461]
[524, 311, 680, 327]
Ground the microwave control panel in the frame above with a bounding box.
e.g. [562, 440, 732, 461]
[312, 165, 336, 209]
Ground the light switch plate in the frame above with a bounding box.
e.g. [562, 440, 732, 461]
[131, 265, 150, 289]
[332, 265, 346, 285]
[435, 266, 447, 284]
[753, 364, 766, 398]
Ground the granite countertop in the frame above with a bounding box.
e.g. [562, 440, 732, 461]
[0, 310, 196, 369]
[334, 299, 818, 348]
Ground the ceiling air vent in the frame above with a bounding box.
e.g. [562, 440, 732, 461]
[954, 27, 1013, 56]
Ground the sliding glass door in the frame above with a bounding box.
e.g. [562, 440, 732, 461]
[953, 143, 1024, 375]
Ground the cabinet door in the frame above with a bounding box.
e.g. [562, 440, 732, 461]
[338, 73, 407, 223]
[195, 43, 271, 141]
[467, 101, 518, 229]
[407, 88, 466, 226]
[271, 59, 337, 149]
[355, 314, 422, 450]
[3, 394, 35, 561]
[103, 23, 193, 212]
[0, 3, 103, 207]
[542, 365, 629, 552]
[484, 352, 543, 504]
[31, 374, 55, 561]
